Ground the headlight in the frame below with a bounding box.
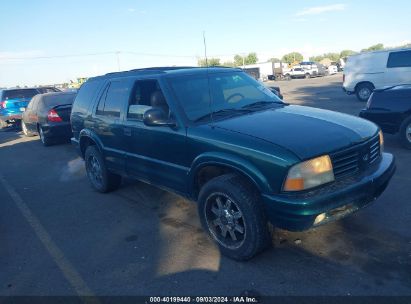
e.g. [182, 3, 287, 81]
[379, 130, 384, 153]
[283, 155, 335, 191]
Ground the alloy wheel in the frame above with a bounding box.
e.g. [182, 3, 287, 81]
[87, 155, 103, 188]
[204, 193, 246, 249]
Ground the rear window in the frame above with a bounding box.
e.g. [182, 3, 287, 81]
[387, 50, 411, 68]
[42, 93, 76, 107]
[37, 87, 60, 93]
[3, 89, 38, 100]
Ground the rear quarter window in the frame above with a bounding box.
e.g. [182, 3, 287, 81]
[387, 50, 411, 68]
[72, 80, 103, 114]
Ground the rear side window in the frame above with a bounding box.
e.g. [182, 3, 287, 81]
[387, 51, 411, 68]
[72, 80, 102, 114]
[3, 89, 38, 100]
[96, 80, 131, 117]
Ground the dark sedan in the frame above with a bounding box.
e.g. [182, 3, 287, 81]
[21, 91, 76, 146]
[360, 85, 411, 149]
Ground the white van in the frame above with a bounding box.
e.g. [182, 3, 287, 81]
[343, 48, 411, 101]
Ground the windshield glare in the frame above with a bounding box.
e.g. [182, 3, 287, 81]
[169, 72, 282, 121]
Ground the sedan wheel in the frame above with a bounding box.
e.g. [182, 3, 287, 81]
[39, 126, 51, 146]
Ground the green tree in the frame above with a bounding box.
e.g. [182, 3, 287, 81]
[197, 57, 221, 67]
[340, 49, 357, 58]
[233, 53, 259, 66]
[269, 57, 281, 63]
[309, 55, 324, 62]
[282, 52, 303, 64]
[322, 52, 340, 62]
[361, 43, 384, 52]
[246, 52, 258, 64]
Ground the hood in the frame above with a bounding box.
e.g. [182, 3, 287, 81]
[213, 105, 378, 160]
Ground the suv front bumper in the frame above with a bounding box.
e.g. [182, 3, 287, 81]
[262, 152, 395, 231]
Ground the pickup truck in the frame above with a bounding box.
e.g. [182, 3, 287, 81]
[71, 67, 395, 260]
[283, 67, 312, 80]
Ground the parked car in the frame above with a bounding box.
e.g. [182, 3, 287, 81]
[360, 85, 411, 149]
[21, 91, 76, 146]
[0, 87, 60, 128]
[284, 68, 311, 79]
[343, 48, 411, 101]
[328, 65, 338, 75]
[299, 61, 328, 77]
[71, 67, 395, 260]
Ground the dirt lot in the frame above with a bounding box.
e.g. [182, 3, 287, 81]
[1, 74, 410, 297]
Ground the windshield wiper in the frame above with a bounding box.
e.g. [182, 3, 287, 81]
[194, 108, 252, 122]
[241, 100, 283, 110]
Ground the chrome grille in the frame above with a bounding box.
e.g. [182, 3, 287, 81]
[331, 134, 380, 180]
[369, 136, 380, 164]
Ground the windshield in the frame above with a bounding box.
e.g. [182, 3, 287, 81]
[3, 89, 38, 100]
[168, 71, 283, 121]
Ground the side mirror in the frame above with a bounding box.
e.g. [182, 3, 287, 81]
[143, 108, 175, 127]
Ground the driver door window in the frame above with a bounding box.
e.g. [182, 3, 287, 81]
[127, 79, 169, 120]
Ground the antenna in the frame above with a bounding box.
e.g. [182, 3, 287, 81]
[203, 31, 208, 67]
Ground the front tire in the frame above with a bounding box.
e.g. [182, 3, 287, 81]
[198, 174, 270, 260]
[356, 83, 374, 102]
[305, 73, 311, 79]
[84, 145, 122, 193]
[399, 116, 411, 150]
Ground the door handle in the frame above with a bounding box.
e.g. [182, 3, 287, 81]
[124, 127, 132, 136]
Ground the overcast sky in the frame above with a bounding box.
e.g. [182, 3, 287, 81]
[1, 0, 410, 87]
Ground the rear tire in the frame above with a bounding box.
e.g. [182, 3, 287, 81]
[305, 73, 311, 79]
[39, 125, 52, 146]
[198, 174, 271, 260]
[356, 83, 374, 102]
[399, 116, 411, 150]
[21, 121, 34, 137]
[85, 145, 122, 193]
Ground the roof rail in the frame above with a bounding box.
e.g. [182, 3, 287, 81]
[104, 66, 198, 77]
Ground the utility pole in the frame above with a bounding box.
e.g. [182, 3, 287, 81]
[115, 51, 121, 71]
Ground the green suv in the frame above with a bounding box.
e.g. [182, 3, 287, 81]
[71, 67, 395, 260]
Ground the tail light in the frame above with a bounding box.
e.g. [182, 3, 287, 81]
[0, 101, 6, 109]
[47, 109, 62, 122]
